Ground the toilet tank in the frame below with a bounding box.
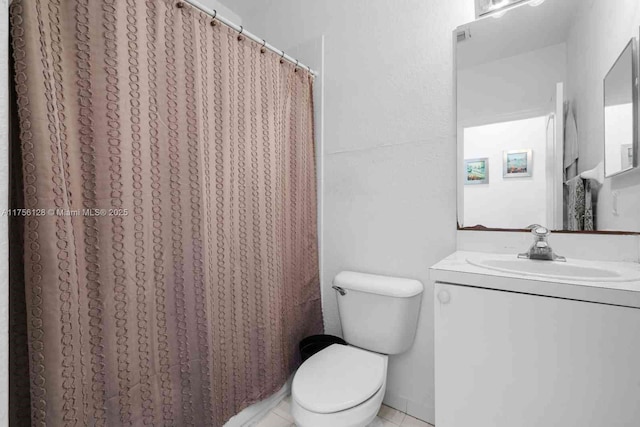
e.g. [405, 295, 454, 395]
[333, 271, 424, 355]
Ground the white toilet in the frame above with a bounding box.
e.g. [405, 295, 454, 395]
[291, 271, 424, 427]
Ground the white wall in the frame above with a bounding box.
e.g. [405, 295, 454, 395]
[229, 0, 475, 423]
[458, 43, 566, 127]
[464, 116, 548, 229]
[566, 0, 640, 231]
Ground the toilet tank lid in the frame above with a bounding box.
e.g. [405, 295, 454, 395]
[333, 271, 423, 298]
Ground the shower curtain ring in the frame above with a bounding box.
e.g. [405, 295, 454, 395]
[261, 39, 267, 54]
[237, 26, 244, 41]
[210, 10, 217, 26]
[176, 1, 185, 8]
[280, 51, 285, 64]
[295, 60, 299, 72]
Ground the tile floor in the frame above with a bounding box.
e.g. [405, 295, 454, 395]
[255, 395, 434, 427]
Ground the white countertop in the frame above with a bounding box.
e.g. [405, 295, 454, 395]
[430, 251, 640, 309]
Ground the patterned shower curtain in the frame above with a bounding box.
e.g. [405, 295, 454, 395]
[9, 0, 323, 425]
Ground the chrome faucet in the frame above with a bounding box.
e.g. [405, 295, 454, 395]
[518, 225, 566, 261]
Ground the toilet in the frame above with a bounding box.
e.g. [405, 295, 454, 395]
[291, 271, 424, 427]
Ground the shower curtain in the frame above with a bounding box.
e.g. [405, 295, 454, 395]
[9, 0, 322, 425]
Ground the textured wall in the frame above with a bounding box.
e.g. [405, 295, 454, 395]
[226, 0, 474, 422]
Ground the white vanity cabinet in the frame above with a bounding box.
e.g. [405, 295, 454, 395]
[432, 252, 640, 427]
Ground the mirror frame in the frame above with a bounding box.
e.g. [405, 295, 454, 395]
[453, 25, 640, 235]
[603, 38, 639, 179]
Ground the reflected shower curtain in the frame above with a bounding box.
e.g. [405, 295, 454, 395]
[9, 0, 322, 425]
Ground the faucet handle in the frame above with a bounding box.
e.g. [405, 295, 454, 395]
[532, 226, 550, 238]
[520, 225, 566, 262]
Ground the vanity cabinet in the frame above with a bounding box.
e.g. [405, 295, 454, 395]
[434, 282, 640, 427]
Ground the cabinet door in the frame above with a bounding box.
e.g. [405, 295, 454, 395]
[434, 282, 640, 427]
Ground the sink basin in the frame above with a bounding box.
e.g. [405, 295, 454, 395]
[466, 256, 640, 282]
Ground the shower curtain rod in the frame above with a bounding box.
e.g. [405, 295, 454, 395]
[181, 0, 318, 77]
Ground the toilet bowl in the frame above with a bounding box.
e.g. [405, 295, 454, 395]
[291, 271, 423, 427]
[291, 344, 388, 427]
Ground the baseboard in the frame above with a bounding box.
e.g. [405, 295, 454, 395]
[382, 390, 408, 413]
[406, 399, 434, 425]
[383, 391, 435, 425]
[224, 377, 292, 427]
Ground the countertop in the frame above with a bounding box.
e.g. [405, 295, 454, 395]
[430, 251, 640, 309]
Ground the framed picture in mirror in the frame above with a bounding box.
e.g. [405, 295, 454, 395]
[464, 158, 489, 185]
[503, 149, 532, 178]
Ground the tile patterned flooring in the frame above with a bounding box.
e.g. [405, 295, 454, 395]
[255, 395, 434, 427]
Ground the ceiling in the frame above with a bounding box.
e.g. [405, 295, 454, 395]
[457, 0, 592, 69]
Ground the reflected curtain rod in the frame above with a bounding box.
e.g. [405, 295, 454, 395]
[180, 0, 318, 77]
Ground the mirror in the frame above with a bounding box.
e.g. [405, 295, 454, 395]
[456, 0, 640, 233]
[604, 39, 638, 178]
[474, 0, 530, 19]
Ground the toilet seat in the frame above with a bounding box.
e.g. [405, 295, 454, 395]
[292, 344, 386, 414]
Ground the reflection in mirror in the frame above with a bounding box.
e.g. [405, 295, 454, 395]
[456, 0, 640, 233]
[604, 39, 638, 178]
[475, 0, 529, 19]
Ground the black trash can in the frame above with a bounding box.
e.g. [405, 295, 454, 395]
[299, 334, 347, 362]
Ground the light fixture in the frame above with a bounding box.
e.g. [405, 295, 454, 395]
[476, 0, 532, 19]
[489, 0, 509, 11]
